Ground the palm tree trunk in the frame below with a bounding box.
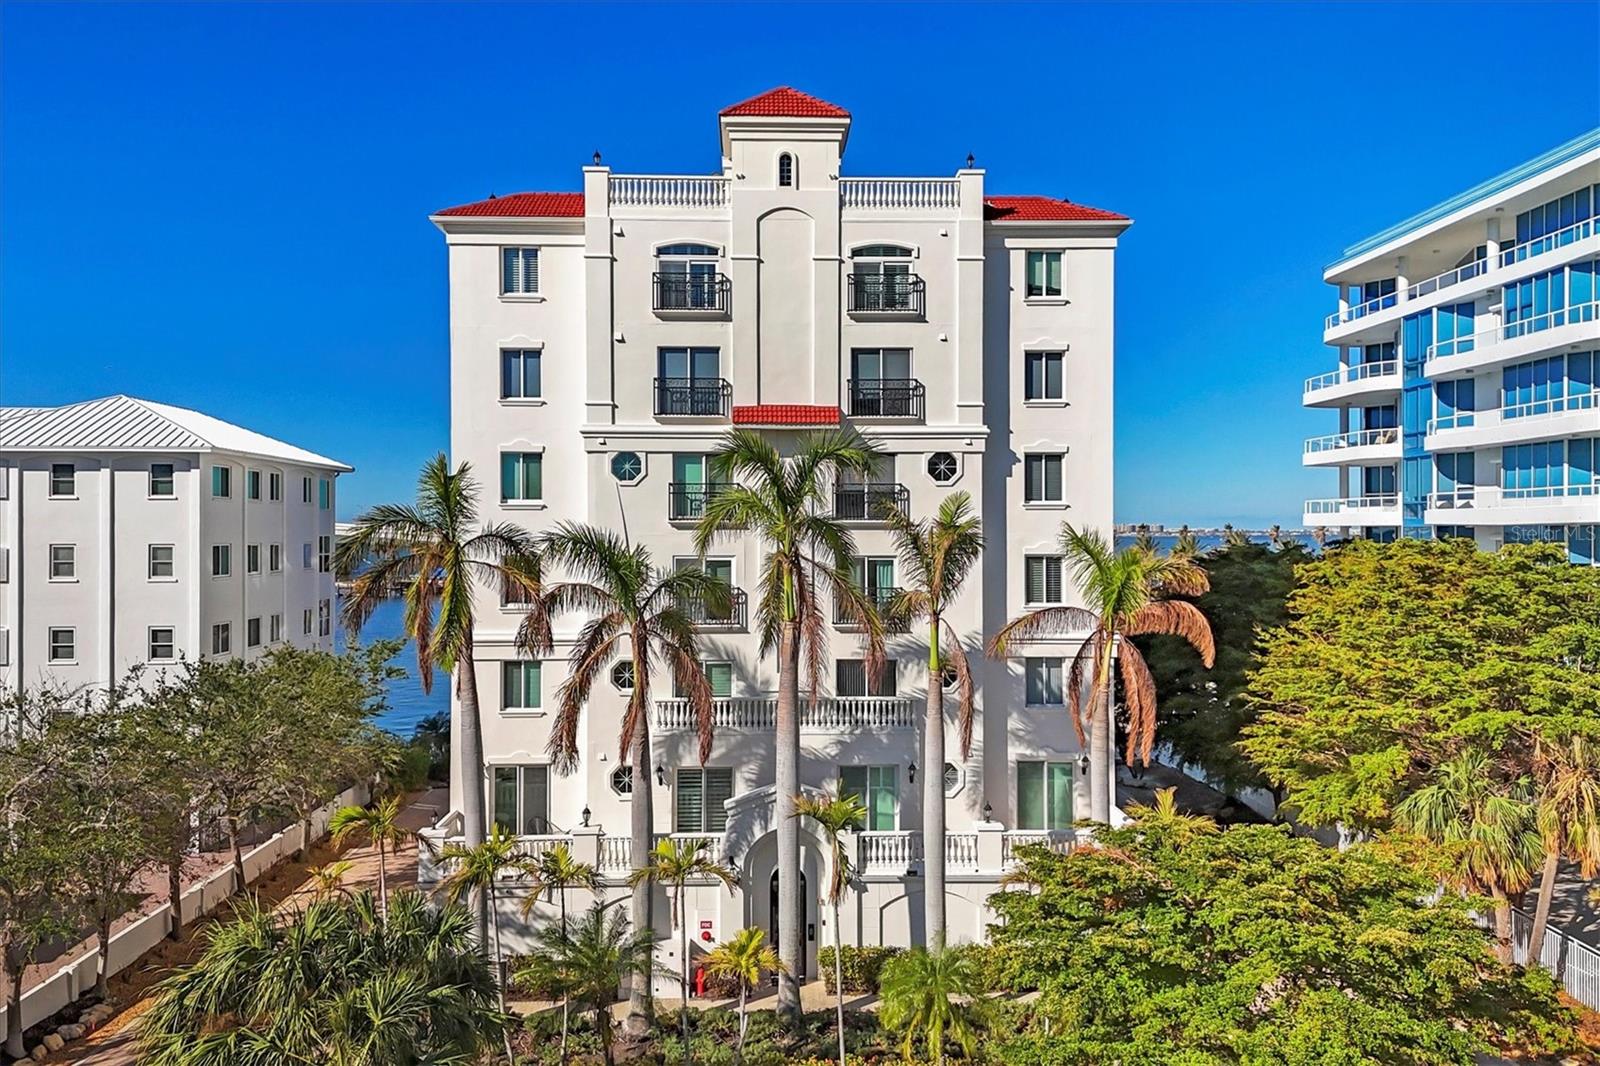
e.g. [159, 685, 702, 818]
[679, 882, 691, 1064]
[1089, 681, 1113, 825]
[833, 896, 846, 1066]
[489, 883, 515, 1065]
[599, 1007, 617, 1066]
[227, 814, 246, 893]
[1528, 848, 1561, 966]
[923, 619, 947, 947]
[457, 650, 490, 948]
[1491, 885, 1514, 965]
[736, 982, 748, 1063]
[626, 680, 656, 1034]
[377, 839, 389, 924]
[559, 885, 570, 1064]
[776, 620, 803, 1024]
[168, 852, 185, 941]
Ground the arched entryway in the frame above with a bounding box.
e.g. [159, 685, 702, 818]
[769, 869, 809, 979]
[742, 830, 823, 982]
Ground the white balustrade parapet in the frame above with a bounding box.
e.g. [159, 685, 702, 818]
[1001, 830, 1079, 866]
[840, 177, 960, 211]
[653, 696, 915, 732]
[609, 174, 729, 209]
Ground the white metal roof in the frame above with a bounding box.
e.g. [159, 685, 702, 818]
[0, 395, 352, 472]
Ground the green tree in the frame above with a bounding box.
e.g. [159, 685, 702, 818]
[987, 802, 1576, 1065]
[515, 901, 655, 1066]
[537, 521, 729, 1031]
[335, 454, 547, 941]
[329, 796, 413, 923]
[1527, 730, 1600, 964]
[138, 890, 505, 1065]
[695, 427, 885, 1021]
[883, 492, 983, 945]
[522, 842, 601, 1063]
[628, 837, 738, 1062]
[435, 825, 525, 1061]
[1242, 540, 1600, 832]
[794, 790, 865, 1066]
[1137, 539, 1308, 804]
[991, 526, 1213, 824]
[702, 927, 784, 1063]
[878, 946, 986, 1066]
[412, 710, 452, 782]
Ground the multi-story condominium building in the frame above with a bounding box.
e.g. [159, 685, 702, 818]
[1304, 129, 1600, 562]
[0, 394, 349, 693]
[425, 87, 1128, 976]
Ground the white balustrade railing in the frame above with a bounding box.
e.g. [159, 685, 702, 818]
[1426, 301, 1600, 361]
[945, 833, 979, 870]
[1500, 218, 1596, 268]
[1304, 495, 1399, 517]
[1001, 830, 1077, 866]
[840, 178, 960, 211]
[1427, 391, 1597, 434]
[598, 835, 631, 872]
[653, 696, 916, 732]
[609, 175, 729, 209]
[1303, 427, 1401, 454]
[858, 831, 919, 870]
[511, 835, 574, 865]
[1304, 360, 1399, 394]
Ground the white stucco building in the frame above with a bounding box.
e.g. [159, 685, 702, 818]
[0, 395, 349, 694]
[423, 88, 1128, 978]
[1304, 129, 1600, 559]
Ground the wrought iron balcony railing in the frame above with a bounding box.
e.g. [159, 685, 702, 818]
[654, 377, 731, 417]
[677, 588, 748, 629]
[834, 586, 906, 630]
[847, 378, 925, 419]
[668, 482, 733, 521]
[848, 272, 925, 315]
[653, 272, 731, 313]
[833, 482, 909, 522]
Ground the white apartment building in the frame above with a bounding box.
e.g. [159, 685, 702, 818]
[1305, 128, 1600, 561]
[425, 88, 1128, 974]
[0, 395, 349, 693]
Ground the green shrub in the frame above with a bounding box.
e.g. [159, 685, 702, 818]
[817, 945, 903, 994]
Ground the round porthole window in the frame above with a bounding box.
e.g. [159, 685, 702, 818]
[610, 660, 635, 690]
[611, 765, 633, 796]
[927, 451, 958, 484]
[611, 451, 644, 484]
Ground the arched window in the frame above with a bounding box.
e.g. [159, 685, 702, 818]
[655, 243, 722, 310]
[778, 153, 794, 187]
[850, 245, 917, 312]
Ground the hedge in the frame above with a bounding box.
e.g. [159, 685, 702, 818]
[816, 945, 904, 994]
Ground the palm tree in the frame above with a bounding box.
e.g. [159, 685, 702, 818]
[702, 927, 784, 1062]
[139, 890, 504, 1065]
[328, 795, 413, 923]
[1394, 750, 1542, 964]
[538, 521, 730, 1031]
[695, 427, 886, 1020]
[1526, 733, 1600, 964]
[794, 791, 866, 1066]
[1172, 528, 1201, 559]
[516, 902, 656, 1066]
[306, 859, 355, 902]
[878, 945, 986, 1066]
[436, 824, 525, 1025]
[628, 837, 738, 1061]
[883, 492, 982, 946]
[1127, 787, 1219, 845]
[989, 526, 1214, 824]
[521, 842, 601, 1063]
[334, 454, 546, 942]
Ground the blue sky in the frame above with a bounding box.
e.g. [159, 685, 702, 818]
[3, 2, 1596, 528]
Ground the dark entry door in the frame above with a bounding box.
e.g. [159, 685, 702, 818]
[769, 869, 808, 979]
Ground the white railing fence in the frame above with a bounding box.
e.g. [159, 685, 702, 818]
[1304, 427, 1401, 454]
[1500, 218, 1597, 268]
[1304, 359, 1399, 394]
[1001, 830, 1078, 866]
[608, 175, 729, 209]
[653, 696, 916, 732]
[1510, 906, 1600, 1009]
[1304, 495, 1399, 517]
[839, 178, 960, 211]
[1426, 301, 1600, 361]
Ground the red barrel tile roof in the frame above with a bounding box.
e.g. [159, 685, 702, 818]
[435, 192, 585, 217]
[984, 195, 1128, 222]
[721, 87, 850, 119]
[731, 404, 843, 426]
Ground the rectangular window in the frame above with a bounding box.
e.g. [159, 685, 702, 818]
[47, 627, 75, 662]
[303, 608, 313, 635]
[501, 247, 540, 294]
[318, 598, 332, 636]
[1024, 454, 1064, 503]
[211, 466, 231, 498]
[149, 627, 176, 661]
[501, 452, 543, 502]
[1016, 761, 1074, 830]
[246, 544, 261, 574]
[149, 544, 175, 579]
[269, 614, 283, 643]
[1025, 352, 1065, 400]
[269, 543, 283, 572]
[149, 463, 175, 497]
[48, 545, 75, 580]
[246, 470, 261, 500]
[303, 543, 314, 569]
[1025, 657, 1064, 706]
[211, 623, 231, 655]
[1024, 555, 1064, 604]
[492, 765, 552, 835]
[211, 544, 231, 577]
[836, 659, 898, 697]
[269, 472, 282, 501]
[302, 477, 313, 504]
[675, 767, 734, 833]
[1026, 251, 1063, 298]
[501, 349, 543, 399]
[318, 535, 332, 573]
[318, 479, 331, 510]
[840, 765, 898, 831]
[246, 617, 261, 648]
[49, 463, 75, 497]
[502, 661, 542, 711]
[675, 661, 733, 698]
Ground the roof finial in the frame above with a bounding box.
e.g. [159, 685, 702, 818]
[966, 152, 975, 169]
[593, 150, 602, 165]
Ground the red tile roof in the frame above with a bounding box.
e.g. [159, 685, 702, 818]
[435, 192, 585, 218]
[731, 404, 842, 426]
[721, 87, 850, 119]
[984, 195, 1127, 222]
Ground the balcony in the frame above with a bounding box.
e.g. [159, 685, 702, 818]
[857, 832, 980, 873]
[654, 377, 731, 418]
[653, 272, 731, 316]
[847, 273, 925, 317]
[1302, 427, 1402, 467]
[652, 696, 916, 733]
[1302, 360, 1401, 407]
[678, 588, 748, 629]
[1426, 302, 1600, 378]
[847, 379, 925, 420]
[668, 482, 733, 522]
[833, 482, 909, 522]
[1302, 495, 1401, 528]
[839, 178, 960, 212]
[1426, 393, 1600, 451]
[1425, 484, 1600, 528]
[609, 174, 729, 210]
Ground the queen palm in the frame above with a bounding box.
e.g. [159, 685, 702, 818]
[1525, 733, 1600, 964]
[990, 526, 1214, 824]
[695, 427, 886, 1020]
[1394, 750, 1542, 964]
[521, 842, 601, 1063]
[515, 902, 655, 1066]
[328, 796, 412, 923]
[794, 791, 866, 1066]
[703, 927, 784, 1062]
[539, 521, 730, 1032]
[878, 944, 986, 1066]
[883, 492, 982, 946]
[436, 823, 526, 1049]
[628, 837, 738, 1062]
[334, 453, 547, 940]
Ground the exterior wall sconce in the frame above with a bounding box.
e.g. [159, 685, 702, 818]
[907, 762, 917, 784]
[1079, 754, 1091, 776]
[982, 800, 993, 821]
[656, 764, 667, 786]
[581, 806, 591, 827]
